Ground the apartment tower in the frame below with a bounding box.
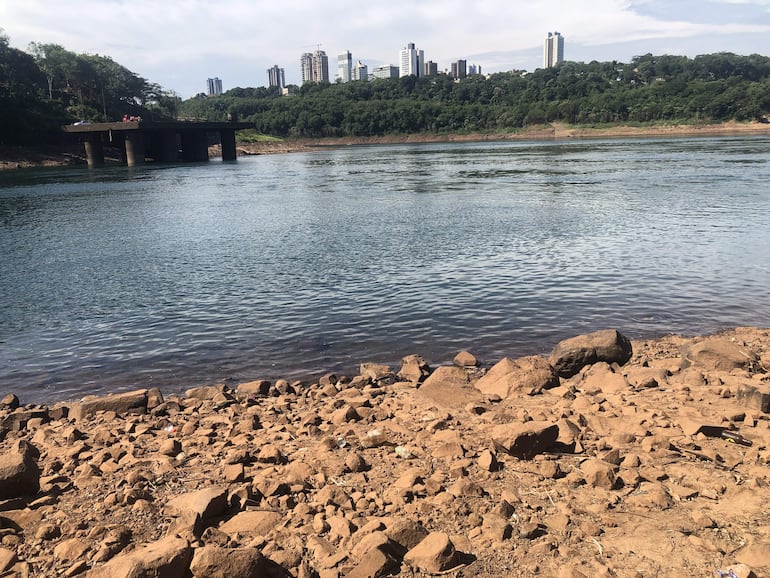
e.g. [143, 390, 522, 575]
[543, 32, 565, 68]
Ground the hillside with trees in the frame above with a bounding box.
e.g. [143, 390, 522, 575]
[2, 28, 770, 146]
[0, 29, 179, 145]
[180, 52, 770, 138]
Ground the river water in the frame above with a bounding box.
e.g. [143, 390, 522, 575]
[1, 136, 769, 403]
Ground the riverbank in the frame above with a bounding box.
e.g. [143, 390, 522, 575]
[1, 327, 769, 577]
[4, 121, 770, 170]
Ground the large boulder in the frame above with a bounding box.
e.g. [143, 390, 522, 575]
[164, 486, 229, 536]
[549, 329, 633, 378]
[417, 366, 483, 408]
[0, 440, 40, 499]
[85, 535, 192, 578]
[189, 546, 267, 578]
[403, 532, 459, 573]
[474, 355, 559, 398]
[397, 354, 431, 384]
[681, 337, 760, 373]
[490, 422, 559, 459]
[69, 389, 148, 420]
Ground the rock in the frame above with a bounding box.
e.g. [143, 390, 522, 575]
[398, 354, 431, 384]
[185, 385, 224, 400]
[359, 363, 395, 384]
[579, 362, 630, 394]
[474, 355, 559, 397]
[491, 422, 559, 459]
[736, 384, 770, 413]
[681, 337, 760, 372]
[0, 547, 16, 573]
[235, 380, 271, 400]
[189, 545, 266, 578]
[347, 545, 400, 578]
[385, 519, 429, 554]
[86, 535, 192, 578]
[581, 459, 617, 490]
[549, 329, 633, 378]
[417, 366, 483, 408]
[218, 510, 283, 537]
[478, 450, 499, 472]
[403, 532, 459, 573]
[54, 537, 91, 563]
[69, 389, 148, 420]
[0, 394, 19, 410]
[0, 440, 40, 499]
[735, 539, 770, 569]
[453, 351, 478, 368]
[165, 486, 229, 535]
[159, 438, 182, 457]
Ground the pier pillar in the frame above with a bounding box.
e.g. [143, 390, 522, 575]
[83, 136, 105, 167]
[220, 129, 237, 161]
[124, 132, 146, 166]
[181, 131, 210, 162]
[157, 130, 179, 162]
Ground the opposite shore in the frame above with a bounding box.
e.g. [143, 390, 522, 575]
[3, 120, 770, 171]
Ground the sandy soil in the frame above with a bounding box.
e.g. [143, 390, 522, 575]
[1, 327, 770, 577]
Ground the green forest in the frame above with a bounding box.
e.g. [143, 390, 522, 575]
[2, 25, 770, 145]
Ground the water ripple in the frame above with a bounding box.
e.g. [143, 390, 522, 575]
[1, 136, 770, 402]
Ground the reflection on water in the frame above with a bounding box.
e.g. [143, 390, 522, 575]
[1, 136, 769, 403]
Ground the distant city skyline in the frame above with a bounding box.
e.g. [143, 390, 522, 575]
[2, 0, 769, 98]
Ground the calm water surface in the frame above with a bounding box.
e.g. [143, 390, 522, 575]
[1, 136, 769, 403]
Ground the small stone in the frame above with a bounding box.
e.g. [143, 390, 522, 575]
[453, 351, 478, 368]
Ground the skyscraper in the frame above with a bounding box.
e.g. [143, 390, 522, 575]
[399, 43, 424, 78]
[543, 32, 565, 68]
[207, 77, 222, 96]
[353, 60, 368, 82]
[267, 65, 285, 89]
[338, 51, 353, 83]
[301, 50, 329, 84]
[451, 60, 467, 79]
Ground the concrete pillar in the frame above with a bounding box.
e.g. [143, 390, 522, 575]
[220, 129, 237, 161]
[83, 136, 105, 167]
[181, 131, 208, 162]
[157, 130, 179, 162]
[124, 132, 145, 166]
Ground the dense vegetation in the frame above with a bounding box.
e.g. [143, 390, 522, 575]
[0, 29, 179, 145]
[2, 27, 769, 145]
[180, 52, 770, 138]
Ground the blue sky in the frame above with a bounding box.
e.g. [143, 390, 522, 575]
[1, 0, 769, 98]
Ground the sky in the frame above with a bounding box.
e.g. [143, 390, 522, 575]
[2, 0, 770, 99]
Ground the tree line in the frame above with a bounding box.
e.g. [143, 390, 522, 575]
[2, 29, 769, 145]
[0, 29, 179, 145]
[179, 52, 770, 138]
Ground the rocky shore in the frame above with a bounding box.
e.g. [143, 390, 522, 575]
[1, 327, 770, 577]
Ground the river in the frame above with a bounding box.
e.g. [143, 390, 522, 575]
[1, 136, 769, 403]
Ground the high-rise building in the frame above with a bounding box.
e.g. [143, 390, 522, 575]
[338, 51, 353, 83]
[207, 77, 222, 96]
[399, 43, 424, 78]
[353, 60, 368, 82]
[543, 32, 565, 68]
[424, 61, 438, 76]
[451, 60, 467, 79]
[267, 65, 285, 89]
[468, 64, 481, 76]
[301, 50, 329, 84]
[372, 65, 399, 80]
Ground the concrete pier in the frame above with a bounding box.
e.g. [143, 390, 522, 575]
[63, 120, 254, 167]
